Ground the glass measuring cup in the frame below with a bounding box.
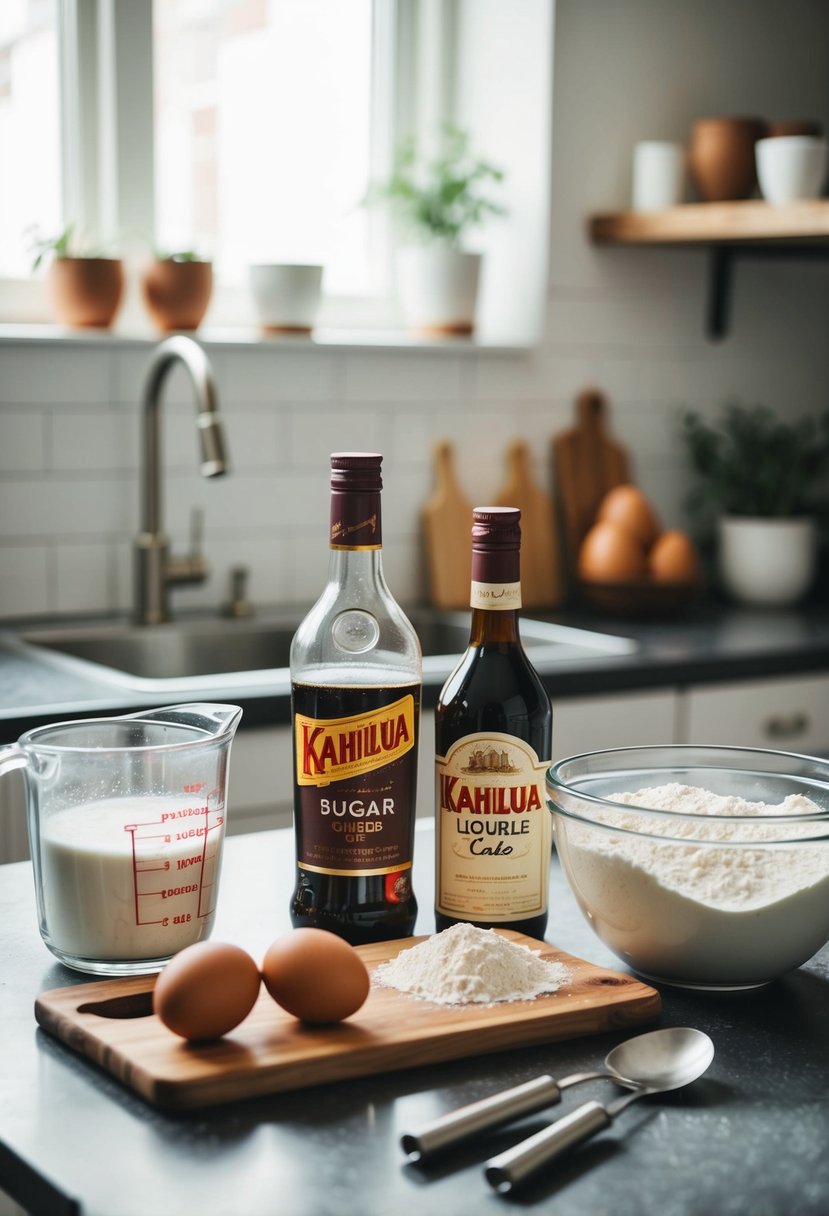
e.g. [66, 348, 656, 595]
[0, 703, 242, 976]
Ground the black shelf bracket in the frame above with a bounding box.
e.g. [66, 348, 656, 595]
[707, 243, 829, 341]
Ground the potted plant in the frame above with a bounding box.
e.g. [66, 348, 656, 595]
[370, 124, 506, 336]
[29, 224, 124, 329]
[683, 402, 829, 606]
[140, 248, 213, 333]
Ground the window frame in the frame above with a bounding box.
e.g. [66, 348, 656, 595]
[0, 0, 456, 331]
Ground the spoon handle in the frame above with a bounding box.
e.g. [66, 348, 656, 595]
[400, 1074, 562, 1161]
[484, 1100, 612, 1192]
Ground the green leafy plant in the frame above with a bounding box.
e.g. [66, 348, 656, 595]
[27, 223, 113, 271]
[152, 248, 208, 263]
[683, 402, 829, 518]
[369, 124, 506, 245]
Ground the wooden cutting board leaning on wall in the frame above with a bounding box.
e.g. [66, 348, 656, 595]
[493, 439, 564, 608]
[552, 388, 631, 578]
[422, 440, 474, 609]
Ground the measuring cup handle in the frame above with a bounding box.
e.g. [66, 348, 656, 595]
[0, 744, 28, 782]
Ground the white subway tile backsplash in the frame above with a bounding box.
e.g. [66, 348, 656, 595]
[0, 346, 112, 405]
[223, 346, 338, 403]
[343, 351, 463, 403]
[50, 410, 136, 472]
[290, 408, 384, 468]
[55, 543, 115, 614]
[0, 411, 46, 471]
[0, 477, 134, 538]
[0, 545, 50, 616]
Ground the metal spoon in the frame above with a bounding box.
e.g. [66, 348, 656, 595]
[400, 1025, 705, 1163]
[484, 1027, 715, 1193]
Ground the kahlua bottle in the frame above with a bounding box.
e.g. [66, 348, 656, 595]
[435, 506, 553, 939]
[290, 453, 421, 944]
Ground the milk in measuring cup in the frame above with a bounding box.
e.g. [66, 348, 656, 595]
[40, 794, 225, 961]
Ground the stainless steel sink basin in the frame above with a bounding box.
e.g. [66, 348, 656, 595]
[19, 609, 635, 692]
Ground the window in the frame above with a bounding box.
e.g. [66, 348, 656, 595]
[0, 0, 62, 278]
[0, 0, 551, 343]
[153, 0, 376, 296]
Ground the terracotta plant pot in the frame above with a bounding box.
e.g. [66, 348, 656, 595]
[141, 260, 213, 332]
[688, 117, 766, 201]
[48, 258, 124, 329]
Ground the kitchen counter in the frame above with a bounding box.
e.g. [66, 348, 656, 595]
[1, 824, 827, 1216]
[3, 600, 829, 739]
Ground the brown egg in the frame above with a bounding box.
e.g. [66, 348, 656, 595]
[597, 484, 661, 547]
[578, 520, 648, 583]
[262, 928, 370, 1024]
[153, 941, 261, 1042]
[648, 529, 701, 584]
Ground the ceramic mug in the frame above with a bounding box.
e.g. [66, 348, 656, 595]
[249, 264, 323, 334]
[631, 141, 686, 211]
[755, 136, 828, 204]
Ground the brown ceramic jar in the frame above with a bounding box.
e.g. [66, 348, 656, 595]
[688, 117, 767, 201]
[141, 259, 213, 332]
[48, 258, 124, 329]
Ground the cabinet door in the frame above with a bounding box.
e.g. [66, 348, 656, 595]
[551, 690, 678, 761]
[228, 727, 294, 834]
[682, 674, 829, 752]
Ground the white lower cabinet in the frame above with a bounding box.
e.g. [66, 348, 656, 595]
[681, 673, 829, 754]
[551, 690, 679, 761]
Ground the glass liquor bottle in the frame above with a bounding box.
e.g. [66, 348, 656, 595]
[435, 506, 553, 939]
[290, 453, 421, 945]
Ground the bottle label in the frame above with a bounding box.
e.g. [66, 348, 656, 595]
[470, 580, 522, 611]
[293, 685, 419, 876]
[435, 732, 551, 921]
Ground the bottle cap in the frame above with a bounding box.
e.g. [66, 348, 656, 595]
[330, 453, 383, 493]
[472, 506, 522, 551]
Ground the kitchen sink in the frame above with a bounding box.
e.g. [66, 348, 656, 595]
[19, 609, 636, 693]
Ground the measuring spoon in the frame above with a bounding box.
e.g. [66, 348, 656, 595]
[484, 1027, 715, 1192]
[400, 1025, 699, 1162]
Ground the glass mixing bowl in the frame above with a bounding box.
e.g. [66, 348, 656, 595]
[546, 745, 829, 991]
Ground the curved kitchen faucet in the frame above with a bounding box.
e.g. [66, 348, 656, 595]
[134, 335, 228, 625]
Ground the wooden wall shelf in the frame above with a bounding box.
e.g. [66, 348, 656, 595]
[588, 201, 829, 338]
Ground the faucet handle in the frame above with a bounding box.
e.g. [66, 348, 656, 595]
[166, 508, 209, 588]
[189, 507, 204, 558]
[222, 564, 254, 618]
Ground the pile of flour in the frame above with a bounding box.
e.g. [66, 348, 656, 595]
[375, 923, 569, 1005]
[560, 782, 829, 984]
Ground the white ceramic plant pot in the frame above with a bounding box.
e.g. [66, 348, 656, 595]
[249, 264, 323, 334]
[718, 516, 817, 607]
[395, 247, 481, 336]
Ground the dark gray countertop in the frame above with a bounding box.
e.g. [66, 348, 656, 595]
[1, 825, 827, 1216]
[3, 600, 829, 740]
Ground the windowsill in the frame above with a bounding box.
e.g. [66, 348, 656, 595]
[0, 322, 531, 354]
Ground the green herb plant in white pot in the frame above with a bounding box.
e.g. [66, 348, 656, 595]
[683, 403, 829, 607]
[371, 125, 505, 337]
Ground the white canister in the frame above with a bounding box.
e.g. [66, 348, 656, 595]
[755, 136, 828, 205]
[249, 264, 323, 333]
[631, 141, 686, 211]
[718, 516, 817, 607]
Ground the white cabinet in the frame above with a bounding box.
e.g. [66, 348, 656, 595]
[227, 726, 294, 835]
[551, 690, 679, 761]
[681, 674, 829, 753]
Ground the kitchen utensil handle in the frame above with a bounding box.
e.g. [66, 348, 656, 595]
[0, 744, 27, 781]
[484, 1100, 611, 1192]
[400, 1074, 562, 1162]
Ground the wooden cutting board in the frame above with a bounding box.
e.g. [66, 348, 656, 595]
[494, 439, 564, 608]
[35, 932, 661, 1112]
[552, 389, 631, 574]
[421, 440, 473, 609]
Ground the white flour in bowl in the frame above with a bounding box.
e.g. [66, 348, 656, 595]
[374, 922, 569, 1005]
[557, 782, 829, 987]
